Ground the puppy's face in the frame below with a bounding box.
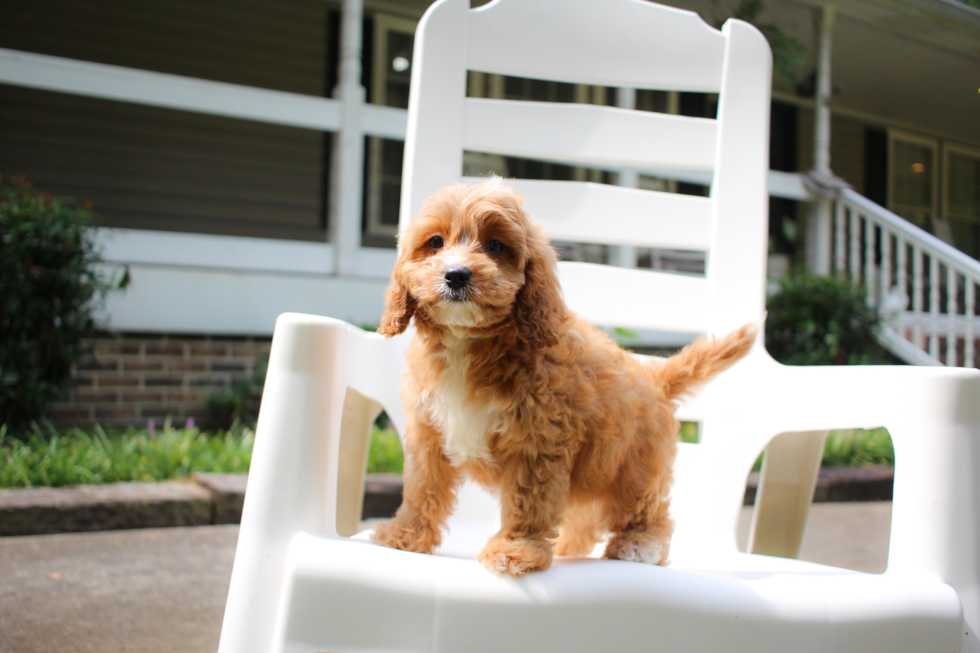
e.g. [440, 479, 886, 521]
[380, 181, 563, 347]
[396, 186, 530, 329]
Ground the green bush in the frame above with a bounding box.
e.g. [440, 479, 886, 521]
[765, 272, 889, 366]
[207, 354, 268, 430]
[0, 176, 121, 430]
[710, 0, 807, 86]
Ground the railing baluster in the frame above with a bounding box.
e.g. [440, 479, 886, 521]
[913, 245, 924, 350]
[837, 188, 980, 366]
[881, 226, 892, 318]
[947, 265, 957, 366]
[849, 205, 861, 284]
[834, 199, 846, 273]
[896, 236, 907, 339]
[864, 218, 875, 302]
[930, 255, 940, 359]
[967, 279, 975, 368]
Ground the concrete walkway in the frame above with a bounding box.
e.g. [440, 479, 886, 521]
[0, 502, 892, 653]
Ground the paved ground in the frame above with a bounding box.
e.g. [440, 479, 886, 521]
[778, 501, 892, 574]
[0, 526, 238, 653]
[0, 502, 892, 653]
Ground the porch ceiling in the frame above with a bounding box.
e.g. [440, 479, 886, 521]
[794, 0, 980, 145]
[331, 0, 980, 146]
[634, 0, 980, 145]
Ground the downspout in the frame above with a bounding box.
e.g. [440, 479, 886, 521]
[610, 86, 639, 269]
[813, 5, 834, 177]
[804, 5, 835, 275]
[330, 0, 366, 276]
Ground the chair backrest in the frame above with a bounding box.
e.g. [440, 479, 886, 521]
[401, 0, 773, 337]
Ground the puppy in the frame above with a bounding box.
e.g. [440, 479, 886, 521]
[372, 179, 756, 576]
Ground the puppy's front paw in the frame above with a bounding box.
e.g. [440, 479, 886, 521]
[604, 531, 669, 566]
[371, 519, 437, 554]
[477, 537, 552, 576]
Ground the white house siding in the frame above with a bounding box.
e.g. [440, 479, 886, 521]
[0, 0, 329, 95]
[0, 86, 328, 241]
[0, 0, 331, 241]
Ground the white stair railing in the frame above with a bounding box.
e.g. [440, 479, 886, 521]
[833, 188, 980, 368]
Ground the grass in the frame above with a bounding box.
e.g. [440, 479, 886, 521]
[679, 422, 699, 443]
[1, 421, 894, 489]
[679, 422, 894, 470]
[0, 421, 254, 488]
[0, 420, 403, 489]
[821, 427, 894, 467]
[367, 427, 404, 474]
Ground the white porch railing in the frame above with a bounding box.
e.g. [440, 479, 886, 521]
[833, 188, 980, 368]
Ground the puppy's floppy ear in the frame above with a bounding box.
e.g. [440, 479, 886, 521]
[378, 256, 416, 337]
[513, 223, 565, 349]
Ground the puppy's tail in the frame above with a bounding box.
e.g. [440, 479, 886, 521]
[652, 322, 758, 403]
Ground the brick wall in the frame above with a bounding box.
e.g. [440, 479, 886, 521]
[48, 334, 271, 429]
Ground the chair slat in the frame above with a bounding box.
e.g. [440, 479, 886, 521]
[463, 98, 717, 171]
[557, 261, 708, 332]
[461, 178, 712, 251]
[466, 0, 725, 92]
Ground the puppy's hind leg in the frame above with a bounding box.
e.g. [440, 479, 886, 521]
[556, 500, 606, 557]
[603, 497, 673, 566]
[602, 448, 675, 566]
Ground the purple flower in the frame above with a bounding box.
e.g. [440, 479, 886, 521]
[147, 418, 156, 437]
[185, 417, 195, 430]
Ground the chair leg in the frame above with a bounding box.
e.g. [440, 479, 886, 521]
[336, 387, 383, 537]
[748, 430, 829, 559]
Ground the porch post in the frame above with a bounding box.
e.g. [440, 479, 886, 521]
[610, 86, 639, 268]
[805, 5, 834, 275]
[330, 0, 366, 276]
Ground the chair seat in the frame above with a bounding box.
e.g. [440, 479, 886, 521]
[273, 522, 963, 653]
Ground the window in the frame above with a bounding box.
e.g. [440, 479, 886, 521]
[364, 14, 417, 243]
[884, 132, 980, 260]
[943, 144, 980, 259]
[888, 131, 940, 238]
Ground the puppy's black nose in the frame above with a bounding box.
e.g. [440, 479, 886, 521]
[444, 266, 472, 290]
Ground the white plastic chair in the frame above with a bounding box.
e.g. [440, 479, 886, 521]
[218, 1, 980, 651]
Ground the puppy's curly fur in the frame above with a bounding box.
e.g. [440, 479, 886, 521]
[373, 179, 756, 576]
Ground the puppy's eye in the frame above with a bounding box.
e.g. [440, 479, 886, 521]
[487, 239, 505, 254]
[428, 235, 444, 249]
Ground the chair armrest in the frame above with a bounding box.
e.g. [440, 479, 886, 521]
[693, 353, 980, 631]
[219, 313, 409, 653]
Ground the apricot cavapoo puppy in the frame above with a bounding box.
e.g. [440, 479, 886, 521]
[372, 178, 756, 576]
